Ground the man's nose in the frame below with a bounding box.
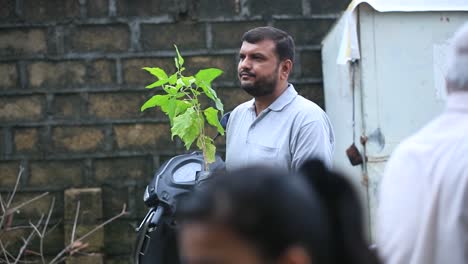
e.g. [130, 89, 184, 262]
[239, 58, 251, 71]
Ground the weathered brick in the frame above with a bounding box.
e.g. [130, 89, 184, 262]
[66, 255, 103, 264]
[0, 63, 17, 89]
[185, 55, 236, 82]
[88, 59, 116, 85]
[122, 57, 174, 86]
[300, 50, 322, 78]
[116, 0, 173, 17]
[0, 161, 21, 188]
[52, 126, 105, 153]
[64, 188, 103, 222]
[0, 0, 16, 20]
[104, 220, 135, 254]
[113, 123, 172, 150]
[22, 0, 80, 22]
[51, 93, 84, 120]
[0, 28, 47, 56]
[9, 191, 59, 219]
[309, 0, 349, 13]
[216, 87, 252, 111]
[296, 84, 324, 109]
[105, 256, 132, 264]
[102, 187, 129, 218]
[88, 92, 156, 120]
[29, 160, 82, 187]
[64, 224, 104, 252]
[0, 129, 3, 155]
[249, 0, 302, 16]
[68, 25, 130, 52]
[94, 156, 152, 184]
[13, 127, 41, 153]
[197, 0, 238, 19]
[28, 61, 86, 88]
[274, 19, 335, 45]
[141, 23, 205, 51]
[88, 0, 108, 17]
[212, 21, 266, 49]
[0, 95, 44, 122]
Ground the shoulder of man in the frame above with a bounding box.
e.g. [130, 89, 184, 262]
[287, 95, 328, 123]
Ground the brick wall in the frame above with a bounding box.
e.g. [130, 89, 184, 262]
[0, 0, 348, 262]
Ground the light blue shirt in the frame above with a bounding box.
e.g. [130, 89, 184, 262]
[226, 84, 335, 171]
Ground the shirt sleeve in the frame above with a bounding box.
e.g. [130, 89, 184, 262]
[290, 120, 334, 171]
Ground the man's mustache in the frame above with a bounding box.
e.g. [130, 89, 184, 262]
[239, 71, 255, 77]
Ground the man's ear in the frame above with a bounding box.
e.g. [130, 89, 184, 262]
[276, 246, 312, 264]
[279, 59, 293, 80]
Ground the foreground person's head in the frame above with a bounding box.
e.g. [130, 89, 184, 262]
[177, 160, 379, 264]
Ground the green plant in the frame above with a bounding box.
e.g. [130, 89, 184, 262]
[141, 46, 225, 170]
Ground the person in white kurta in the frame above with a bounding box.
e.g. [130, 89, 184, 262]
[376, 22, 468, 264]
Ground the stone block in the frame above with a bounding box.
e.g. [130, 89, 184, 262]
[212, 21, 266, 49]
[88, 0, 108, 17]
[22, 0, 80, 22]
[274, 19, 336, 45]
[13, 127, 41, 153]
[0, 28, 47, 56]
[63, 224, 104, 252]
[88, 92, 155, 120]
[68, 25, 130, 52]
[64, 188, 103, 223]
[66, 255, 103, 264]
[115, 0, 173, 17]
[309, 0, 349, 13]
[87, 59, 116, 85]
[29, 160, 82, 187]
[300, 50, 322, 78]
[9, 191, 60, 219]
[102, 186, 129, 218]
[28, 61, 86, 88]
[51, 126, 105, 153]
[0, 63, 18, 89]
[0, 161, 21, 188]
[122, 57, 175, 86]
[113, 123, 172, 151]
[51, 93, 84, 120]
[249, 0, 302, 16]
[0, 0, 16, 21]
[94, 156, 152, 184]
[140, 23, 205, 51]
[0, 95, 44, 122]
[197, 0, 238, 19]
[104, 220, 135, 254]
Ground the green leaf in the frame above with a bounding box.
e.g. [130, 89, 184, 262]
[197, 136, 216, 164]
[168, 73, 177, 85]
[214, 98, 224, 113]
[171, 107, 200, 149]
[143, 67, 169, 80]
[175, 100, 191, 116]
[166, 97, 177, 125]
[174, 45, 185, 69]
[197, 82, 224, 114]
[203, 107, 224, 135]
[146, 79, 168, 89]
[195, 68, 223, 85]
[141, 94, 169, 112]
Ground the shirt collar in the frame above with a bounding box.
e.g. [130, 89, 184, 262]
[446, 91, 468, 112]
[267, 84, 298, 112]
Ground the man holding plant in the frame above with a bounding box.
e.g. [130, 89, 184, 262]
[226, 26, 335, 171]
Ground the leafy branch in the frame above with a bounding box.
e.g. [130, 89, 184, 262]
[141, 45, 225, 170]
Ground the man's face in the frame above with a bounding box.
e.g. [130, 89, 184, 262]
[238, 40, 281, 97]
[179, 222, 268, 264]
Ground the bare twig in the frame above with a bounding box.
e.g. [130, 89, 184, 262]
[48, 204, 128, 264]
[13, 215, 44, 264]
[39, 197, 55, 264]
[3, 192, 49, 218]
[70, 201, 80, 246]
[0, 194, 6, 215]
[0, 167, 24, 232]
[0, 239, 11, 264]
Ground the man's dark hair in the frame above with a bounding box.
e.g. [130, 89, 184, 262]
[241, 26, 295, 63]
